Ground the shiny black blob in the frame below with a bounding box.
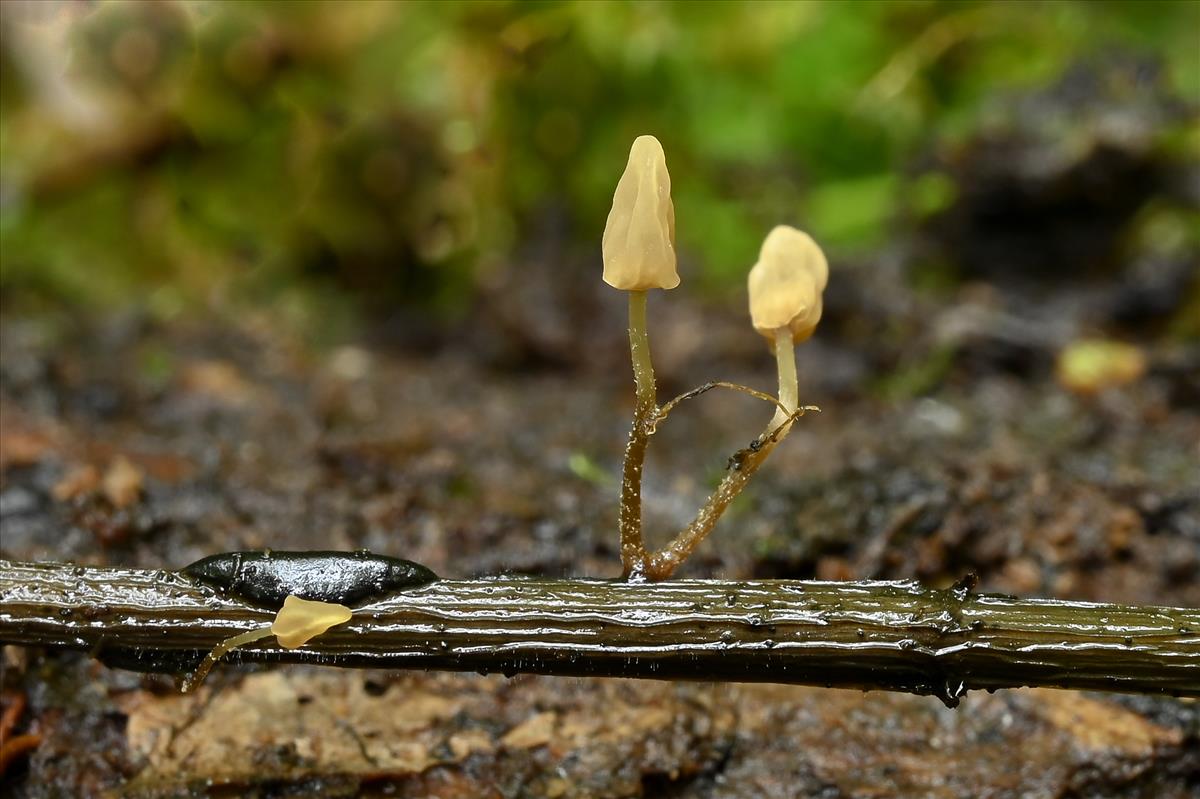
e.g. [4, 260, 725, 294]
[181, 550, 439, 609]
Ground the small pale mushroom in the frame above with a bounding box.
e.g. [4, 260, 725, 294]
[602, 134, 678, 579]
[644, 225, 827, 580]
[747, 225, 828, 425]
[181, 595, 352, 692]
[602, 134, 678, 293]
[270, 594, 353, 648]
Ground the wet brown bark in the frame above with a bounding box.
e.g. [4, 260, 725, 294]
[1, 559, 1196, 705]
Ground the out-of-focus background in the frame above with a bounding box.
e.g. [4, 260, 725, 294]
[2, 0, 1196, 333]
[2, 2, 1199, 796]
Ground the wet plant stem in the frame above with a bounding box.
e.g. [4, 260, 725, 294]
[618, 290, 656, 578]
[2, 559, 1196, 704]
[647, 332, 802, 580]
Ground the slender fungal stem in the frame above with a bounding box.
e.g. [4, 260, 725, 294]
[773, 329, 798, 425]
[2, 560, 1196, 704]
[618, 291, 657, 579]
[646, 332, 802, 580]
[628, 291, 657, 413]
[182, 625, 274, 693]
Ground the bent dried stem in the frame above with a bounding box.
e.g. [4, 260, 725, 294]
[647, 332, 806, 580]
[627, 375, 801, 579]
[658, 381, 789, 422]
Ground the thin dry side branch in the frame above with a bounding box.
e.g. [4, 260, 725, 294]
[0, 559, 1196, 706]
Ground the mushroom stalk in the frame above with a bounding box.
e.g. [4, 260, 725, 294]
[182, 626, 273, 693]
[628, 291, 657, 412]
[647, 417, 792, 579]
[646, 329, 805, 580]
[617, 290, 656, 578]
[773, 328, 798, 426]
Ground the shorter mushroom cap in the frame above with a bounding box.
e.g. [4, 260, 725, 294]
[270, 594, 353, 649]
[602, 135, 679, 291]
[747, 226, 828, 341]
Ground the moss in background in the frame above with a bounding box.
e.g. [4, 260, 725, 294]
[1, 0, 1196, 329]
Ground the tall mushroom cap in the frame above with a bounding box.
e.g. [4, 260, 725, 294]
[747, 225, 828, 341]
[271, 594, 353, 648]
[602, 135, 679, 291]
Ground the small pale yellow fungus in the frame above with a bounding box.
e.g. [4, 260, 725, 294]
[270, 594, 353, 648]
[747, 225, 828, 342]
[182, 594, 353, 692]
[604, 135, 679, 578]
[1057, 339, 1146, 395]
[641, 227, 825, 580]
[602, 135, 678, 291]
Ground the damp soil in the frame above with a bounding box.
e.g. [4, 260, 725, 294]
[2, 276, 1197, 797]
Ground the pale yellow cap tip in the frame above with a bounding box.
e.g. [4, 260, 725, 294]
[602, 135, 679, 291]
[747, 225, 828, 341]
[271, 594, 353, 649]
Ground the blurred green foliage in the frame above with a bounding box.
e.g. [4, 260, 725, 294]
[1, 0, 1196, 321]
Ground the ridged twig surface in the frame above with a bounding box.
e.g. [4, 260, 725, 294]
[1, 559, 1196, 705]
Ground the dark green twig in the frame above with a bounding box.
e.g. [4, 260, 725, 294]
[0, 560, 1196, 706]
